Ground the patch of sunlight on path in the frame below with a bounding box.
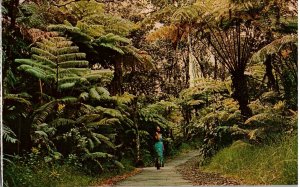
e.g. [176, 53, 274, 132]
[114, 150, 199, 186]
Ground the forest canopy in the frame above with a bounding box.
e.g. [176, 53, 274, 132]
[2, 0, 298, 186]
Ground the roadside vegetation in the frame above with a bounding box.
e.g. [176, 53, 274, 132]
[202, 134, 297, 184]
[2, 0, 297, 186]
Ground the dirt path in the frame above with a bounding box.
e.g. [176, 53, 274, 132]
[114, 151, 199, 186]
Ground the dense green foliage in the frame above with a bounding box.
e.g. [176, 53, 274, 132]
[2, 0, 297, 186]
[203, 134, 297, 184]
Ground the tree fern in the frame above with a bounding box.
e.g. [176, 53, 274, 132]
[15, 35, 92, 94]
[250, 34, 297, 64]
[171, 4, 200, 23]
[3, 124, 18, 144]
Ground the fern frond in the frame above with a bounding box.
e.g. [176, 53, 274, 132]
[57, 77, 83, 85]
[34, 130, 48, 137]
[57, 53, 86, 62]
[48, 24, 93, 41]
[102, 108, 123, 119]
[79, 92, 89, 101]
[33, 100, 57, 125]
[95, 87, 110, 97]
[3, 124, 18, 144]
[58, 82, 76, 90]
[49, 118, 76, 128]
[244, 113, 270, 126]
[58, 60, 89, 68]
[83, 152, 113, 160]
[250, 34, 297, 64]
[31, 47, 56, 60]
[76, 21, 105, 38]
[97, 43, 125, 54]
[59, 97, 78, 103]
[4, 94, 32, 107]
[31, 55, 57, 67]
[89, 87, 101, 101]
[87, 138, 95, 150]
[112, 92, 135, 105]
[92, 135, 101, 145]
[92, 133, 116, 149]
[76, 114, 102, 124]
[146, 24, 179, 43]
[113, 160, 125, 169]
[17, 65, 49, 81]
[87, 118, 121, 127]
[171, 5, 199, 23]
[59, 68, 91, 76]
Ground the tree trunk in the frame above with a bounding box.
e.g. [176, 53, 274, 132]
[264, 55, 279, 92]
[3, 0, 19, 82]
[187, 32, 196, 87]
[111, 58, 123, 95]
[133, 97, 143, 167]
[183, 52, 190, 87]
[231, 71, 252, 118]
[214, 56, 218, 80]
[39, 79, 44, 104]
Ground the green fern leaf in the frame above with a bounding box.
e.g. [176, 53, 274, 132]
[96, 87, 110, 97]
[83, 152, 114, 160]
[76, 114, 102, 124]
[58, 82, 76, 90]
[87, 138, 95, 150]
[79, 92, 89, 101]
[3, 125, 18, 143]
[49, 118, 76, 127]
[113, 160, 125, 169]
[89, 87, 101, 101]
[59, 97, 78, 103]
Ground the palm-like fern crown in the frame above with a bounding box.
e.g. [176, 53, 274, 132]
[15, 35, 91, 91]
[58, 0, 138, 37]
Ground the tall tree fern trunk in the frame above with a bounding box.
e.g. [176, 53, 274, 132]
[231, 71, 252, 118]
[111, 58, 123, 95]
[133, 97, 142, 166]
[214, 56, 218, 80]
[265, 55, 279, 92]
[3, 0, 19, 82]
[187, 32, 195, 87]
[39, 79, 43, 104]
[135, 125, 141, 163]
[184, 54, 190, 87]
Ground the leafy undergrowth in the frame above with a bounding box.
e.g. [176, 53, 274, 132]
[168, 140, 202, 157]
[4, 157, 136, 187]
[4, 163, 96, 187]
[202, 134, 297, 185]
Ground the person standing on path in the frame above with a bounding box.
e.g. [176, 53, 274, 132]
[154, 126, 164, 170]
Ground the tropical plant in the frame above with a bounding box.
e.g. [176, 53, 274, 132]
[48, 22, 153, 95]
[15, 33, 111, 98]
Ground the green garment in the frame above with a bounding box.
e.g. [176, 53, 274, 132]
[154, 135, 164, 166]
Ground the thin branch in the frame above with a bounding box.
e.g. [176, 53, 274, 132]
[217, 28, 236, 70]
[240, 26, 250, 70]
[199, 37, 234, 72]
[207, 26, 234, 71]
